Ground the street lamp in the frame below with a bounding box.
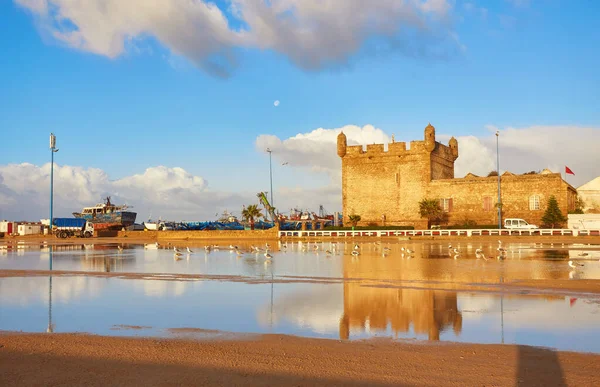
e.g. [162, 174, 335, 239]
[49, 133, 59, 236]
[266, 148, 274, 207]
[496, 131, 501, 229]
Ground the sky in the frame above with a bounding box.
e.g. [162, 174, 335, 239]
[1, 0, 599, 222]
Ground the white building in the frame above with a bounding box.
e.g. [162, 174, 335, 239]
[577, 177, 600, 212]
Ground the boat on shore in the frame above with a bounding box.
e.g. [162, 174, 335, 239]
[72, 197, 137, 230]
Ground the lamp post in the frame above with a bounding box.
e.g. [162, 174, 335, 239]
[266, 148, 274, 207]
[49, 133, 59, 240]
[496, 131, 501, 229]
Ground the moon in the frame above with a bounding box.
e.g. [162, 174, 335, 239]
[274, 100, 280, 107]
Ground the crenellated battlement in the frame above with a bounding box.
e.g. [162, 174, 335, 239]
[342, 139, 454, 159]
[338, 123, 458, 161]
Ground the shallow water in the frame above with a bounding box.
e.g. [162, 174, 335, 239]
[1, 241, 600, 281]
[1, 241, 600, 352]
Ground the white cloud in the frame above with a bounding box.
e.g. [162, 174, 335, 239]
[462, 125, 600, 187]
[255, 124, 390, 176]
[0, 164, 252, 222]
[15, 0, 459, 77]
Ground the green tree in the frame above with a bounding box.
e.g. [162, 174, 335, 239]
[348, 214, 361, 227]
[242, 204, 263, 230]
[419, 198, 447, 229]
[569, 195, 585, 214]
[541, 196, 567, 228]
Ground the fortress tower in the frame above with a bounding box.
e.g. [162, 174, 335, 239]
[338, 124, 459, 227]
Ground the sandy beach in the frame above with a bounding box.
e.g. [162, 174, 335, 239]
[1, 332, 599, 386]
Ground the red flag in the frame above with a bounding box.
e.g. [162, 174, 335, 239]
[570, 297, 577, 307]
[565, 166, 575, 175]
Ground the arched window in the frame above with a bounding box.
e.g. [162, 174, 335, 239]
[529, 195, 540, 211]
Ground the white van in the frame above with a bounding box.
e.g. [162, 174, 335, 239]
[504, 218, 538, 229]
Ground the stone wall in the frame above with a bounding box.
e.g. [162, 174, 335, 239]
[429, 173, 576, 226]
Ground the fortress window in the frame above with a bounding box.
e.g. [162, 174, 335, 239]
[440, 198, 453, 212]
[529, 195, 540, 211]
[483, 197, 492, 211]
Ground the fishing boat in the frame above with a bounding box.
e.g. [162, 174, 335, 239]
[73, 197, 137, 230]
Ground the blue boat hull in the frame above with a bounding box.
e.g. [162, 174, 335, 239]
[73, 211, 137, 228]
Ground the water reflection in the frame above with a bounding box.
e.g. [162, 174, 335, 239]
[339, 288, 461, 341]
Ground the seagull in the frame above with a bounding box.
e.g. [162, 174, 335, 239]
[406, 249, 414, 254]
[354, 244, 360, 250]
[155, 242, 160, 248]
[452, 248, 461, 255]
[186, 247, 193, 253]
[173, 247, 181, 253]
[236, 250, 244, 257]
[325, 250, 333, 256]
[351, 250, 360, 257]
[204, 245, 211, 252]
[313, 244, 319, 251]
[229, 244, 238, 250]
[117, 245, 123, 252]
[383, 247, 391, 253]
[475, 249, 488, 260]
[264, 252, 273, 260]
[212, 245, 220, 250]
[568, 260, 584, 269]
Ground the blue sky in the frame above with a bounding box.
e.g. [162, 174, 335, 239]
[1, 0, 599, 220]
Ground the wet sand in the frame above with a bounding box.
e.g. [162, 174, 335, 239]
[1, 332, 598, 386]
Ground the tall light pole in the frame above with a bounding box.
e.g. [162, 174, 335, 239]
[49, 133, 59, 236]
[266, 148, 273, 207]
[496, 131, 501, 229]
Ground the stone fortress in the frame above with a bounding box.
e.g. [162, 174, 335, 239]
[337, 124, 577, 228]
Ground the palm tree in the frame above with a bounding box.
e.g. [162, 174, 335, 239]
[348, 214, 361, 227]
[419, 198, 445, 229]
[242, 204, 263, 230]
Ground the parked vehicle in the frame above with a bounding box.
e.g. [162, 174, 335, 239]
[503, 218, 538, 229]
[53, 218, 94, 238]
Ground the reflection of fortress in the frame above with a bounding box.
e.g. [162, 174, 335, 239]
[338, 256, 462, 341]
[339, 285, 462, 341]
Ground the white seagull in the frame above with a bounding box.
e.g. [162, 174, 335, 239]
[264, 252, 273, 260]
[475, 249, 488, 260]
[351, 250, 360, 257]
[568, 260, 584, 269]
[173, 247, 181, 253]
[186, 247, 193, 253]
